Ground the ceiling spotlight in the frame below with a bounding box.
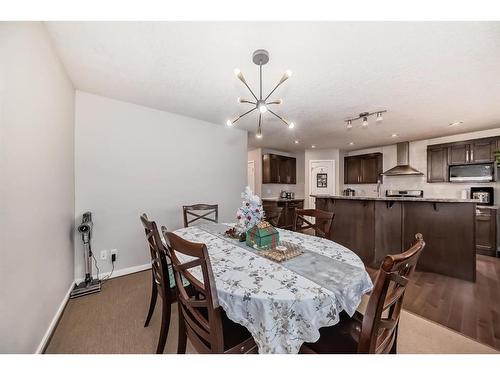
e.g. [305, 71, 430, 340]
[376, 112, 384, 123]
[362, 117, 368, 127]
[448, 121, 464, 127]
[288, 122, 295, 129]
[347, 120, 353, 129]
[391, 133, 399, 138]
[311, 145, 316, 148]
[349, 142, 354, 146]
[294, 140, 299, 144]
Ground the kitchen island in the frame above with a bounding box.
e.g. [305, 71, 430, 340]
[312, 195, 477, 281]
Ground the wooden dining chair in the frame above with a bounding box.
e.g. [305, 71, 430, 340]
[294, 208, 334, 238]
[182, 204, 218, 227]
[264, 206, 283, 227]
[301, 233, 425, 354]
[163, 229, 257, 354]
[140, 214, 175, 354]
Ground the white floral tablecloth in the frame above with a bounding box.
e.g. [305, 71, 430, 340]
[172, 224, 373, 354]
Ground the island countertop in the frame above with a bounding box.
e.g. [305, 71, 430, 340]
[310, 194, 479, 203]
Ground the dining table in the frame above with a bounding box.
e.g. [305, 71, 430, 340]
[172, 223, 373, 354]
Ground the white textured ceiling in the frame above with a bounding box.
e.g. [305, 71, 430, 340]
[45, 22, 500, 151]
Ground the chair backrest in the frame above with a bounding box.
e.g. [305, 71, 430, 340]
[294, 208, 334, 238]
[264, 206, 283, 227]
[182, 204, 219, 227]
[140, 214, 172, 298]
[163, 229, 225, 353]
[358, 233, 425, 354]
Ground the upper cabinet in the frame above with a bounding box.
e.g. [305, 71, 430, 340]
[262, 154, 296, 184]
[427, 136, 499, 183]
[344, 153, 383, 184]
[427, 145, 449, 182]
[448, 138, 497, 165]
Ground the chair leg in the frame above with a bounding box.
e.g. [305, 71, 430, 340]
[177, 305, 187, 354]
[390, 327, 398, 354]
[144, 279, 158, 327]
[156, 296, 171, 354]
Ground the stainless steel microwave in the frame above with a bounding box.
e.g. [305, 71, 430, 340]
[449, 163, 494, 182]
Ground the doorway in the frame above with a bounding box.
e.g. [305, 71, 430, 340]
[309, 160, 335, 208]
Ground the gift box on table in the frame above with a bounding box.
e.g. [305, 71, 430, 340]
[246, 221, 279, 249]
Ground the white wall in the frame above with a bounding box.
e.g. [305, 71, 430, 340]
[247, 148, 262, 196]
[75, 92, 247, 278]
[343, 128, 500, 202]
[0, 23, 75, 353]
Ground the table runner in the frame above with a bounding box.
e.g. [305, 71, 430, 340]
[172, 224, 373, 353]
[198, 223, 370, 316]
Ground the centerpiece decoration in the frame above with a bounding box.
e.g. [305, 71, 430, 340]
[235, 186, 264, 233]
[246, 220, 280, 250]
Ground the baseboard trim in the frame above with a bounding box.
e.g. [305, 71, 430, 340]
[74, 263, 152, 284]
[39, 263, 152, 353]
[36, 281, 74, 354]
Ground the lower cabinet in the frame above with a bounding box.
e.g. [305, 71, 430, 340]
[476, 208, 497, 257]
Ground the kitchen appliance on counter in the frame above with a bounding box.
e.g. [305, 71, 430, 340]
[279, 190, 295, 199]
[449, 163, 494, 182]
[385, 189, 424, 198]
[471, 187, 494, 205]
[343, 188, 356, 196]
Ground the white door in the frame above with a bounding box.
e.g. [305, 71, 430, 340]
[309, 160, 335, 208]
[247, 160, 255, 193]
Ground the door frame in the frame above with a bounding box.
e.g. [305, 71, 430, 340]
[247, 160, 256, 193]
[309, 159, 335, 208]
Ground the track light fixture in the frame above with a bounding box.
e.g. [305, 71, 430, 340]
[345, 110, 387, 129]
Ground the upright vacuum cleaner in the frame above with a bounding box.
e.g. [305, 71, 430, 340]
[70, 212, 101, 298]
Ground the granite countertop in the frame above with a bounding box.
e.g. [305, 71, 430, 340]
[310, 195, 479, 203]
[477, 205, 499, 210]
[262, 197, 305, 202]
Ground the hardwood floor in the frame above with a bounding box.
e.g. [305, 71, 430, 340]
[368, 254, 500, 350]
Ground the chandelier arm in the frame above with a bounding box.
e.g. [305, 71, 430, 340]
[240, 80, 259, 102]
[264, 81, 285, 102]
[233, 107, 257, 124]
[268, 109, 289, 126]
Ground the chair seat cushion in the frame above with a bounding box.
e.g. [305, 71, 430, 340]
[303, 311, 362, 354]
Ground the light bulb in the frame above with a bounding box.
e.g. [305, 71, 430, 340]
[285, 69, 292, 78]
[256, 131, 262, 139]
[288, 122, 295, 129]
[258, 103, 267, 113]
[234, 68, 241, 76]
[237, 97, 242, 103]
[362, 117, 368, 127]
[346, 120, 353, 129]
[376, 112, 383, 123]
[294, 140, 299, 144]
[311, 145, 316, 149]
[349, 142, 354, 146]
[226, 120, 233, 127]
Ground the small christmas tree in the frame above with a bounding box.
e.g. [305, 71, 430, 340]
[236, 186, 263, 233]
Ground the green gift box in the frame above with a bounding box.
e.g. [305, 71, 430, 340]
[246, 222, 280, 249]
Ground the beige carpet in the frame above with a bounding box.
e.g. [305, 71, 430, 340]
[45, 270, 498, 354]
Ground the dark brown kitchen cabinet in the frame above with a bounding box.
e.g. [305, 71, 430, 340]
[343, 153, 383, 184]
[447, 138, 497, 165]
[476, 207, 497, 257]
[262, 154, 296, 184]
[427, 145, 449, 182]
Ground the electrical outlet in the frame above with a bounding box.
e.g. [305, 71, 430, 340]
[110, 249, 117, 262]
[100, 250, 107, 260]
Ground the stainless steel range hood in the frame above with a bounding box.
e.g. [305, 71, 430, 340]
[382, 142, 424, 176]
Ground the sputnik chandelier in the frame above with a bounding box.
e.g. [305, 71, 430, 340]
[226, 49, 294, 138]
[345, 110, 387, 129]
